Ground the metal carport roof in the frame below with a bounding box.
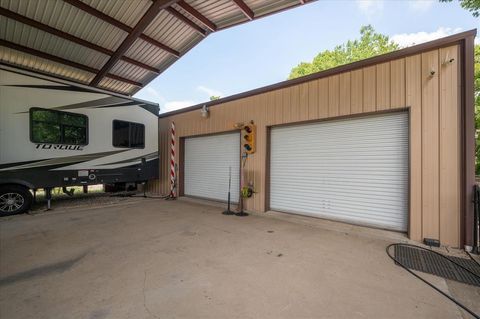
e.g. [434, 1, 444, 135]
[0, 0, 313, 96]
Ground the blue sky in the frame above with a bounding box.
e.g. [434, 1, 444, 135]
[134, 0, 479, 113]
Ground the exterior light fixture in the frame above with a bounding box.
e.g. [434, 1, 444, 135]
[201, 105, 209, 118]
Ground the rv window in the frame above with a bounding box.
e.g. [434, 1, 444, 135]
[112, 120, 145, 149]
[30, 108, 88, 145]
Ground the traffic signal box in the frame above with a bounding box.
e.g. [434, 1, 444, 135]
[242, 123, 256, 154]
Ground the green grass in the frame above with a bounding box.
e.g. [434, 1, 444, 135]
[33, 185, 104, 201]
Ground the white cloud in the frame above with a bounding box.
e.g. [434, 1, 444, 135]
[356, 0, 384, 18]
[407, 0, 434, 12]
[196, 85, 223, 98]
[161, 100, 196, 113]
[136, 86, 196, 114]
[144, 86, 164, 101]
[135, 86, 166, 105]
[391, 27, 463, 47]
[476, 37, 479, 45]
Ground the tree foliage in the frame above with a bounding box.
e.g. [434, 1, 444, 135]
[209, 95, 220, 101]
[440, 0, 480, 17]
[288, 25, 399, 79]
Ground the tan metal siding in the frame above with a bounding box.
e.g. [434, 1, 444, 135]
[328, 74, 339, 117]
[406, 54, 422, 242]
[318, 78, 328, 118]
[351, 69, 363, 114]
[421, 50, 440, 240]
[376, 62, 390, 110]
[439, 45, 461, 245]
[339, 72, 351, 116]
[363, 65, 376, 112]
[391, 59, 405, 108]
[151, 46, 463, 247]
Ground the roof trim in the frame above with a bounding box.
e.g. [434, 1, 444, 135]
[0, 63, 159, 115]
[159, 29, 477, 118]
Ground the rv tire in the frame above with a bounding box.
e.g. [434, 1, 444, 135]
[0, 185, 33, 217]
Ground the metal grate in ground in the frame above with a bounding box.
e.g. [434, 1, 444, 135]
[394, 245, 480, 287]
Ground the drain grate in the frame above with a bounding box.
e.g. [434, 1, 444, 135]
[394, 245, 480, 287]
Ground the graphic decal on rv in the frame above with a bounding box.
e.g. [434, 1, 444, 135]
[96, 152, 159, 166]
[11, 90, 159, 115]
[35, 144, 84, 150]
[0, 150, 127, 171]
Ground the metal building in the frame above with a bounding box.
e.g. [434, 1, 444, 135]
[152, 30, 477, 249]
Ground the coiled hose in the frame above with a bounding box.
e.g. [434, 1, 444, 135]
[386, 243, 480, 319]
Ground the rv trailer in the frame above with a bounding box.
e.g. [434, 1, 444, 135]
[0, 65, 159, 215]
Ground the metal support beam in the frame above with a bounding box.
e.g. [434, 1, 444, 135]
[165, 7, 207, 36]
[177, 1, 217, 32]
[0, 39, 143, 87]
[0, 7, 159, 74]
[232, 0, 254, 20]
[89, 0, 178, 86]
[63, 0, 180, 57]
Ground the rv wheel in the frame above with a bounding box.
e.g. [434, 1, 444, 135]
[0, 185, 33, 217]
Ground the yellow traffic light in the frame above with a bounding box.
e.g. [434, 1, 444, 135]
[242, 123, 256, 154]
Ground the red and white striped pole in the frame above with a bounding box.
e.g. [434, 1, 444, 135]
[170, 121, 176, 198]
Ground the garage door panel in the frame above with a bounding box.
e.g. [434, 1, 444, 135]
[184, 132, 240, 202]
[270, 112, 409, 231]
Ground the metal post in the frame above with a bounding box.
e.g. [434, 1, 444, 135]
[472, 185, 479, 254]
[222, 166, 234, 215]
[45, 187, 52, 211]
[235, 153, 248, 217]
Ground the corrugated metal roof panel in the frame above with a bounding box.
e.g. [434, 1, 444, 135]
[81, 0, 150, 28]
[245, 0, 298, 16]
[109, 59, 151, 83]
[125, 39, 171, 68]
[0, 46, 94, 83]
[170, 3, 210, 34]
[98, 76, 135, 95]
[176, 30, 204, 54]
[1, 0, 128, 51]
[143, 10, 197, 50]
[188, 0, 245, 28]
[0, 17, 109, 69]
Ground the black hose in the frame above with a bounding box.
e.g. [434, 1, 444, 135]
[467, 251, 480, 268]
[386, 243, 480, 319]
[389, 243, 480, 279]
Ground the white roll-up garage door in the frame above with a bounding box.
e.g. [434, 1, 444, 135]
[184, 132, 240, 202]
[270, 112, 409, 231]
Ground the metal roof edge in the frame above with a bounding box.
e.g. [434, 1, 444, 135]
[0, 62, 160, 115]
[159, 28, 477, 118]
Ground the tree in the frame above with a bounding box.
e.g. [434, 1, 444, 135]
[210, 96, 220, 101]
[288, 25, 399, 79]
[440, 0, 480, 17]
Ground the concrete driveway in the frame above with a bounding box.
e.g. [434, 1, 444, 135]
[0, 197, 477, 319]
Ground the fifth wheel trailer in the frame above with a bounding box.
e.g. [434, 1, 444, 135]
[0, 65, 159, 215]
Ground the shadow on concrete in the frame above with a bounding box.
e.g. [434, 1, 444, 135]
[0, 252, 88, 286]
